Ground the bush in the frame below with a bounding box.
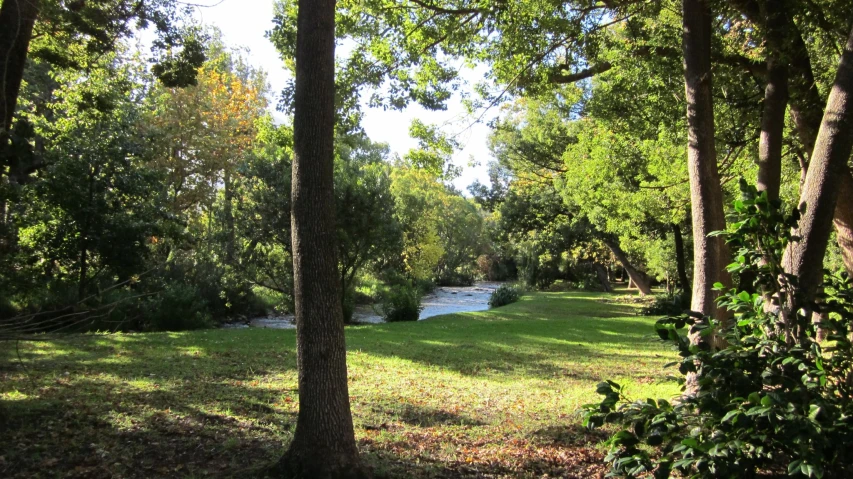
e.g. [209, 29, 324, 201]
[435, 269, 475, 287]
[378, 282, 423, 322]
[143, 283, 212, 331]
[584, 183, 853, 479]
[639, 291, 689, 316]
[476, 254, 516, 281]
[489, 284, 522, 308]
[342, 287, 356, 324]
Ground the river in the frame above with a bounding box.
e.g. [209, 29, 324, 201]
[226, 281, 502, 329]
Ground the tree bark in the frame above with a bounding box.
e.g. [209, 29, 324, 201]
[682, 0, 731, 321]
[223, 168, 235, 264]
[275, 0, 366, 476]
[771, 14, 853, 279]
[784, 26, 853, 307]
[671, 223, 690, 295]
[756, 63, 787, 201]
[0, 0, 40, 133]
[834, 171, 853, 275]
[602, 237, 652, 296]
[594, 263, 613, 293]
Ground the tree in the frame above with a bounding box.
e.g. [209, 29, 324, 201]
[335, 135, 402, 306]
[783, 25, 853, 314]
[681, 0, 730, 321]
[275, 0, 366, 475]
[0, 0, 40, 134]
[15, 51, 164, 302]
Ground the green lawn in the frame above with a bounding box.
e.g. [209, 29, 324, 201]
[0, 290, 679, 478]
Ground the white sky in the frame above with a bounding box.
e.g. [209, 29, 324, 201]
[190, 0, 494, 192]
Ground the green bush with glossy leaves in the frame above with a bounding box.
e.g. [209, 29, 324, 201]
[584, 182, 853, 479]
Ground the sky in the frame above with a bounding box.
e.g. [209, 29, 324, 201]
[187, 0, 495, 192]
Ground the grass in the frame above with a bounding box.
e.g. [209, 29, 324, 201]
[0, 289, 680, 478]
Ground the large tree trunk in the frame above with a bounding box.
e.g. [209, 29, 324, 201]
[682, 0, 731, 321]
[602, 237, 652, 295]
[0, 0, 40, 133]
[784, 26, 853, 308]
[775, 17, 853, 279]
[671, 223, 690, 294]
[275, 0, 365, 476]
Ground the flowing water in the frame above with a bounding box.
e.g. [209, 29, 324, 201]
[224, 281, 502, 329]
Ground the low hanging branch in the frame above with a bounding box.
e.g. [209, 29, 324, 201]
[549, 62, 613, 84]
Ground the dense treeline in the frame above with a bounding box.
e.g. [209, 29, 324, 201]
[0, 23, 497, 334]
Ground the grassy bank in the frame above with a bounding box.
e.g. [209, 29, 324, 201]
[0, 290, 679, 478]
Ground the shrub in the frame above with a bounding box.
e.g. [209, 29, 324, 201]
[639, 291, 690, 316]
[489, 284, 522, 308]
[583, 183, 853, 479]
[342, 287, 356, 324]
[435, 269, 475, 287]
[378, 282, 423, 322]
[143, 283, 212, 331]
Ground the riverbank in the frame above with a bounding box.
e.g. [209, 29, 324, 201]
[228, 281, 503, 329]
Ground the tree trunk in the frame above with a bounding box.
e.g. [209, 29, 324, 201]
[594, 263, 613, 293]
[834, 172, 853, 276]
[0, 0, 40, 133]
[682, 0, 731, 321]
[671, 223, 690, 295]
[275, 0, 366, 476]
[603, 237, 652, 296]
[223, 168, 235, 265]
[756, 60, 787, 201]
[78, 241, 88, 302]
[784, 26, 853, 308]
[776, 18, 853, 279]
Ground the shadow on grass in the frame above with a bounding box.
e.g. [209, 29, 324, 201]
[0, 292, 664, 478]
[367, 403, 486, 428]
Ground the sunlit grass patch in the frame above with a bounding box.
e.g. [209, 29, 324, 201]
[0, 290, 678, 478]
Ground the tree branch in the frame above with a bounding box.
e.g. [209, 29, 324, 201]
[408, 0, 484, 15]
[549, 62, 613, 83]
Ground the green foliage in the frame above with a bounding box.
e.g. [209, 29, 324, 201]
[488, 284, 522, 308]
[335, 134, 404, 294]
[142, 283, 212, 331]
[403, 119, 462, 181]
[390, 166, 486, 284]
[584, 184, 853, 479]
[639, 292, 690, 316]
[378, 281, 423, 322]
[475, 253, 515, 281]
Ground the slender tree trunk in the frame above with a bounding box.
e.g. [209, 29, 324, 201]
[755, 0, 788, 202]
[671, 223, 690, 295]
[784, 26, 853, 308]
[834, 172, 853, 275]
[275, 0, 366, 476]
[594, 263, 613, 293]
[78, 165, 97, 302]
[78, 241, 88, 302]
[223, 168, 235, 264]
[0, 0, 39, 133]
[682, 0, 731, 321]
[602, 238, 652, 295]
[756, 61, 787, 200]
